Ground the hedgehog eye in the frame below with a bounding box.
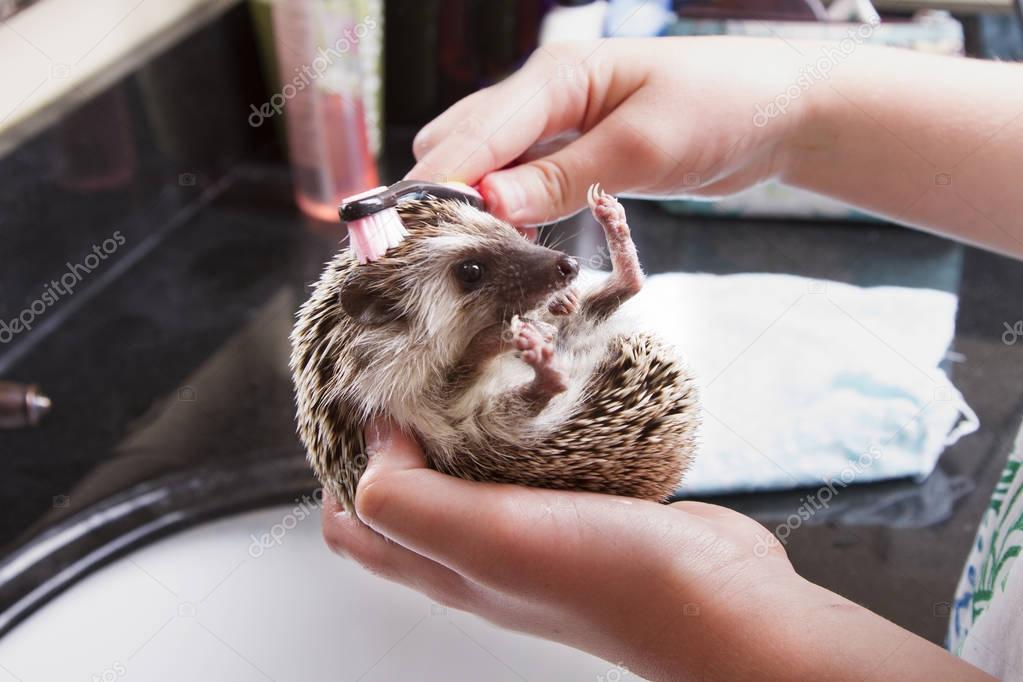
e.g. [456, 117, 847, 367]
[455, 260, 485, 287]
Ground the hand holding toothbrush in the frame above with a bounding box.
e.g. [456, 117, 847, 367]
[407, 37, 1023, 258]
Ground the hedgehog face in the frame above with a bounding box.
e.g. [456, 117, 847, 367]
[434, 228, 578, 323]
[338, 200, 578, 341]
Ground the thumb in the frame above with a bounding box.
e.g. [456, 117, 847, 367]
[355, 417, 428, 525]
[363, 416, 427, 475]
[478, 106, 653, 225]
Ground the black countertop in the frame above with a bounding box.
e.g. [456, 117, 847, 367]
[2, 4, 1022, 648]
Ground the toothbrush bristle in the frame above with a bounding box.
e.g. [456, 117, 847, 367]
[347, 220, 371, 264]
[346, 207, 406, 263]
[381, 209, 407, 248]
[370, 212, 388, 256]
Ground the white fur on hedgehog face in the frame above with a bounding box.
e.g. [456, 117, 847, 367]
[399, 233, 496, 340]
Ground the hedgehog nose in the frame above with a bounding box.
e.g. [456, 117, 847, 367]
[556, 255, 579, 281]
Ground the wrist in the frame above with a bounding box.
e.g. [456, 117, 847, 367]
[770, 59, 839, 191]
[619, 564, 815, 680]
[753, 577, 994, 681]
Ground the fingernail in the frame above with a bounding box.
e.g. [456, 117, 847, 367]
[364, 416, 396, 455]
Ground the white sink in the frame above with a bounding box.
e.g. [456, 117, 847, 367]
[0, 505, 621, 681]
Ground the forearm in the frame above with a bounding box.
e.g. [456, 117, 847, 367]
[639, 574, 994, 681]
[782, 46, 1023, 258]
[769, 578, 993, 681]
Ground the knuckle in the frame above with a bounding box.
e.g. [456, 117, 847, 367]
[525, 45, 556, 69]
[323, 515, 395, 577]
[453, 112, 485, 138]
[466, 135, 500, 176]
[533, 41, 591, 67]
[532, 158, 574, 210]
[412, 127, 433, 159]
[321, 513, 365, 561]
[321, 520, 351, 558]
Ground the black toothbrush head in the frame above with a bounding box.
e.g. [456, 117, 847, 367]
[339, 180, 485, 223]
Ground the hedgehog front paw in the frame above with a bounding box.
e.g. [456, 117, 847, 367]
[512, 318, 552, 363]
[587, 183, 630, 244]
[508, 315, 556, 344]
[511, 318, 568, 393]
[532, 319, 558, 344]
[548, 287, 579, 316]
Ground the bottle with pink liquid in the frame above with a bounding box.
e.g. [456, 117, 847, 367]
[271, 0, 381, 222]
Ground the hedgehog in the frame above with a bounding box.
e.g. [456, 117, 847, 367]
[290, 184, 699, 510]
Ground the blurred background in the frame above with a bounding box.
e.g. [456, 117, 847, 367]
[0, 0, 1021, 680]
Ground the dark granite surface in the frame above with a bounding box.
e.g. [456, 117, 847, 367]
[1, 4, 1023, 648]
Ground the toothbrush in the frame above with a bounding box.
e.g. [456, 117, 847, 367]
[339, 180, 485, 264]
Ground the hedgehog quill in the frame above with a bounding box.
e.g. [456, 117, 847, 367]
[291, 182, 699, 510]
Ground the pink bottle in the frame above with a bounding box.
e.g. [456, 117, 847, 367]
[271, 0, 379, 222]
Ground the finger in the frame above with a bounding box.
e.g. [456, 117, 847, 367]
[356, 453, 676, 593]
[411, 86, 496, 160]
[415, 45, 592, 154]
[478, 99, 669, 224]
[405, 52, 589, 186]
[322, 493, 477, 610]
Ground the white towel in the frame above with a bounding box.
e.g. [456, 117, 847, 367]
[622, 272, 978, 495]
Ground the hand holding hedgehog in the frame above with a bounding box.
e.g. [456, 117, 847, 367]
[291, 183, 698, 510]
[311, 36, 1020, 682]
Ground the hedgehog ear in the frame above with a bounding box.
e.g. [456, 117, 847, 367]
[339, 277, 403, 326]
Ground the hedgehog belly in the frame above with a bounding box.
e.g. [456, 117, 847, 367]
[432, 333, 700, 502]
